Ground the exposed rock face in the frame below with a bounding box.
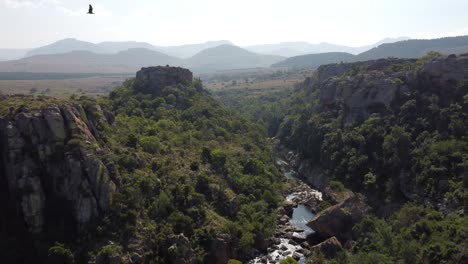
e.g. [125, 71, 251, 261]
[286, 150, 329, 191]
[309, 55, 468, 123]
[310, 236, 342, 258]
[307, 193, 368, 242]
[133, 66, 193, 96]
[0, 103, 118, 234]
[205, 234, 237, 264]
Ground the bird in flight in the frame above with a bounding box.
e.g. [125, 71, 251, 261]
[87, 4, 94, 14]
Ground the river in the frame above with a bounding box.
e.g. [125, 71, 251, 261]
[249, 158, 322, 264]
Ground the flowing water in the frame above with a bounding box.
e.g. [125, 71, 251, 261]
[250, 158, 321, 264]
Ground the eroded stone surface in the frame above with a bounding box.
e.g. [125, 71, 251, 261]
[0, 103, 118, 234]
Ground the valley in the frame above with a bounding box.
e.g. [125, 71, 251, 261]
[2, 1, 468, 263]
[1, 51, 466, 264]
[0, 35, 467, 264]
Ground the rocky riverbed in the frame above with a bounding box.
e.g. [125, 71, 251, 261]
[249, 159, 322, 264]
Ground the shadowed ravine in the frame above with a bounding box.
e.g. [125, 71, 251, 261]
[250, 157, 321, 264]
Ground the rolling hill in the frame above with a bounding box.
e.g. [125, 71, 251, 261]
[97, 41, 157, 53]
[0, 49, 31, 61]
[0, 45, 283, 73]
[26, 38, 106, 57]
[184, 44, 284, 72]
[0, 48, 182, 73]
[357, 35, 468, 60]
[158, 40, 234, 58]
[273, 35, 468, 68]
[24, 38, 235, 59]
[246, 37, 410, 57]
[272, 52, 357, 68]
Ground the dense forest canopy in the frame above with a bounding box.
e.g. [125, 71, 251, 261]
[217, 53, 468, 263]
[0, 68, 285, 263]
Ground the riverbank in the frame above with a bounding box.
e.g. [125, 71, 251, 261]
[250, 157, 323, 264]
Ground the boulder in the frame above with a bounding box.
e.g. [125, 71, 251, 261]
[307, 193, 368, 242]
[291, 233, 307, 243]
[133, 66, 193, 96]
[284, 200, 295, 217]
[310, 236, 343, 258]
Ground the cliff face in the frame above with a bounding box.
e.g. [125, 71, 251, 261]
[282, 54, 468, 213]
[133, 66, 193, 96]
[309, 54, 468, 123]
[0, 102, 118, 235]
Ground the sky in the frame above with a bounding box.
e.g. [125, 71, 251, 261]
[1, 0, 468, 49]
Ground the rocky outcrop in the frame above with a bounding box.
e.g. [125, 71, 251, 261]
[286, 150, 329, 191]
[168, 234, 195, 264]
[133, 66, 193, 96]
[308, 54, 468, 123]
[205, 234, 237, 264]
[307, 193, 368, 242]
[310, 236, 342, 258]
[0, 102, 118, 235]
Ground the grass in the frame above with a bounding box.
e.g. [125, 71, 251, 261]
[0, 75, 131, 98]
[0, 95, 68, 115]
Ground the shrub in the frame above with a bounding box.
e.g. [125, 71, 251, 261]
[47, 242, 74, 264]
[280, 256, 298, 264]
[96, 244, 123, 264]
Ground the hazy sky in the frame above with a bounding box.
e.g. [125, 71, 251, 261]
[2, 0, 468, 48]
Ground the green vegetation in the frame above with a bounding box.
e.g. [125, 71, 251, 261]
[0, 95, 67, 114]
[216, 56, 468, 263]
[330, 205, 467, 263]
[47, 243, 75, 264]
[280, 256, 298, 264]
[82, 78, 284, 262]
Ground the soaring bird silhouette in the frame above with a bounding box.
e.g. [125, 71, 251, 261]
[87, 4, 94, 14]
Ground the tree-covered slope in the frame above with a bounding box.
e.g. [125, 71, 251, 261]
[217, 53, 468, 263]
[0, 67, 284, 263]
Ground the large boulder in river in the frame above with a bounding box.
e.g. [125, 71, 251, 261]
[133, 66, 193, 96]
[307, 193, 368, 242]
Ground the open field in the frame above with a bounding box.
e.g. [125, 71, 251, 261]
[0, 68, 314, 99]
[204, 68, 314, 92]
[0, 74, 132, 98]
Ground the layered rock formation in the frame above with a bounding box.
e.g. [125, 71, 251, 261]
[307, 54, 468, 123]
[0, 102, 118, 235]
[133, 66, 193, 96]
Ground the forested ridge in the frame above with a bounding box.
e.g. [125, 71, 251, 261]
[1, 52, 467, 264]
[217, 53, 468, 263]
[0, 67, 284, 263]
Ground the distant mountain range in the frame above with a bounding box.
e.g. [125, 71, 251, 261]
[2, 35, 468, 73]
[0, 39, 235, 62]
[0, 45, 282, 74]
[273, 35, 468, 68]
[0, 48, 32, 61]
[183, 45, 283, 72]
[245, 37, 410, 57]
[0, 37, 408, 62]
[0, 49, 181, 73]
